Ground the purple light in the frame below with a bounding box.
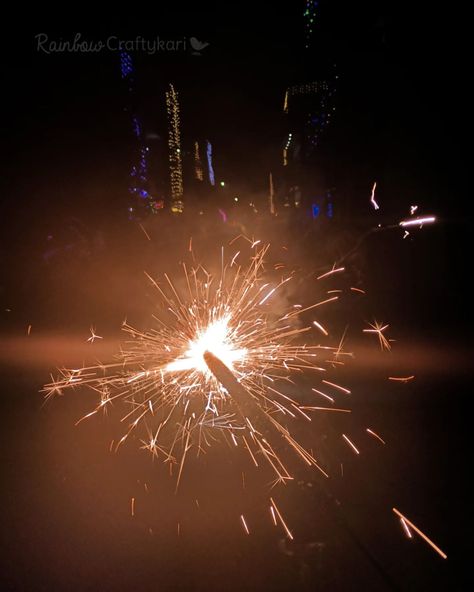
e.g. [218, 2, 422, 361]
[207, 141, 215, 186]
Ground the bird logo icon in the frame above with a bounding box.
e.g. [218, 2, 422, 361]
[189, 37, 210, 55]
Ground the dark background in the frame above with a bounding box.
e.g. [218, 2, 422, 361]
[1, 4, 471, 336]
[1, 3, 472, 590]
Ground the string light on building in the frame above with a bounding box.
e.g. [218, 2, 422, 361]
[194, 141, 204, 181]
[284, 80, 336, 151]
[269, 172, 276, 215]
[287, 81, 329, 98]
[304, 0, 319, 49]
[119, 51, 153, 216]
[166, 83, 184, 213]
[120, 52, 133, 80]
[283, 132, 292, 166]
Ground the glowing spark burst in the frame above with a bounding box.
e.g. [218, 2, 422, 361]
[44, 244, 346, 488]
[363, 321, 392, 351]
[87, 326, 103, 343]
[43, 239, 446, 558]
[165, 315, 246, 374]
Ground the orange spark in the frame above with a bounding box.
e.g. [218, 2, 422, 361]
[312, 320, 329, 336]
[139, 224, 151, 241]
[388, 375, 415, 383]
[392, 508, 447, 559]
[240, 514, 250, 535]
[317, 266, 345, 280]
[363, 321, 391, 351]
[366, 428, 386, 445]
[342, 434, 360, 455]
[270, 497, 294, 540]
[400, 518, 413, 539]
[87, 326, 103, 344]
[322, 379, 351, 395]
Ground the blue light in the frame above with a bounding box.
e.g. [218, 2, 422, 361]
[312, 204, 320, 218]
[207, 141, 215, 186]
[119, 51, 153, 213]
[327, 202, 333, 218]
[120, 51, 133, 79]
[132, 116, 142, 138]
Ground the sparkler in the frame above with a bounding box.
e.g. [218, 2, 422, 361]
[44, 242, 345, 496]
[43, 236, 447, 560]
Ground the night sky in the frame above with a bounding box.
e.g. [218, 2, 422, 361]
[1, 6, 470, 331]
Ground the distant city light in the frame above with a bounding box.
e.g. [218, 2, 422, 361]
[166, 83, 184, 212]
[220, 181, 225, 187]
